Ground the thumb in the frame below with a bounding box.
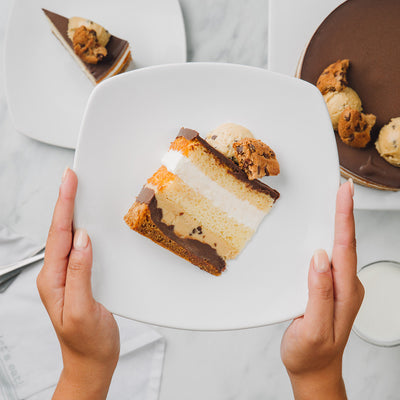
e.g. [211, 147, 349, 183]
[303, 249, 334, 341]
[64, 229, 94, 313]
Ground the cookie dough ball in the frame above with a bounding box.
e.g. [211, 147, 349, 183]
[317, 59, 349, 95]
[338, 108, 376, 148]
[233, 138, 280, 180]
[323, 87, 362, 130]
[206, 123, 254, 160]
[375, 118, 400, 167]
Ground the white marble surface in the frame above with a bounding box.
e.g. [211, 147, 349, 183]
[0, 0, 399, 399]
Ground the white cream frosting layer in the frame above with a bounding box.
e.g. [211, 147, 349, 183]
[161, 150, 266, 230]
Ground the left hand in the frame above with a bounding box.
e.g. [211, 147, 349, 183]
[36, 168, 120, 400]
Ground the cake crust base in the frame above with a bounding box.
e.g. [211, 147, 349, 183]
[124, 202, 225, 276]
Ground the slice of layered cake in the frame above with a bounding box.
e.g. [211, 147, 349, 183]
[42, 9, 132, 85]
[124, 127, 280, 276]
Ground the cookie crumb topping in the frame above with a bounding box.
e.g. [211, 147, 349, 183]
[338, 107, 376, 148]
[72, 26, 107, 64]
[233, 138, 280, 180]
[317, 59, 350, 95]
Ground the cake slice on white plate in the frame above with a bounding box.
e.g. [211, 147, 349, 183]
[124, 127, 280, 276]
[42, 9, 132, 85]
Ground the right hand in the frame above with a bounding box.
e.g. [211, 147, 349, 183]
[280, 180, 364, 399]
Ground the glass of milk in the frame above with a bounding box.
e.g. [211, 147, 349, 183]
[353, 260, 400, 347]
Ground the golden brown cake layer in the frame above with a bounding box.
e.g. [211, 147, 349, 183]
[147, 166, 253, 259]
[174, 128, 280, 201]
[124, 187, 226, 276]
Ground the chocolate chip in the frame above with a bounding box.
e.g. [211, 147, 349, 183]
[214, 243, 217, 247]
[192, 228, 196, 234]
[196, 226, 203, 234]
[262, 151, 274, 159]
[344, 113, 351, 121]
[264, 167, 270, 176]
[179, 212, 184, 216]
[211, 135, 217, 140]
[236, 145, 243, 154]
[355, 123, 361, 132]
[257, 166, 261, 175]
[249, 144, 256, 153]
[349, 133, 355, 142]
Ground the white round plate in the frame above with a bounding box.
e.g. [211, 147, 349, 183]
[73, 63, 339, 330]
[4, 0, 186, 149]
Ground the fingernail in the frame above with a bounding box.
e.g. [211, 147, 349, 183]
[62, 167, 70, 183]
[348, 178, 354, 197]
[74, 229, 89, 250]
[313, 249, 330, 273]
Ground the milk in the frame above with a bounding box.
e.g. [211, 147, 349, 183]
[353, 261, 400, 346]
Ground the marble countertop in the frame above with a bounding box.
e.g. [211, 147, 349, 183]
[0, 0, 399, 399]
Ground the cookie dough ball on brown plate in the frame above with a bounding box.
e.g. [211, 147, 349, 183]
[324, 87, 362, 131]
[375, 118, 400, 167]
[338, 107, 376, 148]
[317, 59, 349, 95]
[316, 59, 363, 131]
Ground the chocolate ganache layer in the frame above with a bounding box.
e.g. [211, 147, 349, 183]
[177, 128, 280, 200]
[43, 9, 130, 83]
[299, 0, 400, 190]
[137, 187, 226, 272]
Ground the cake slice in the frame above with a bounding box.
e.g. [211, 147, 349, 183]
[124, 128, 280, 276]
[42, 9, 132, 84]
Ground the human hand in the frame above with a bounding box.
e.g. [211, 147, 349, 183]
[280, 180, 364, 400]
[37, 168, 120, 400]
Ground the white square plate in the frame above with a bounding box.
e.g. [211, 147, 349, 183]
[4, 0, 186, 149]
[73, 63, 339, 330]
[268, 0, 400, 210]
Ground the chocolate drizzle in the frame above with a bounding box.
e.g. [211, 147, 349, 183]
[299, 0, 400, 189]
[136, 186, 226, 272]
[178, 128, 280, 200]
[42, 9, 130, 82]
